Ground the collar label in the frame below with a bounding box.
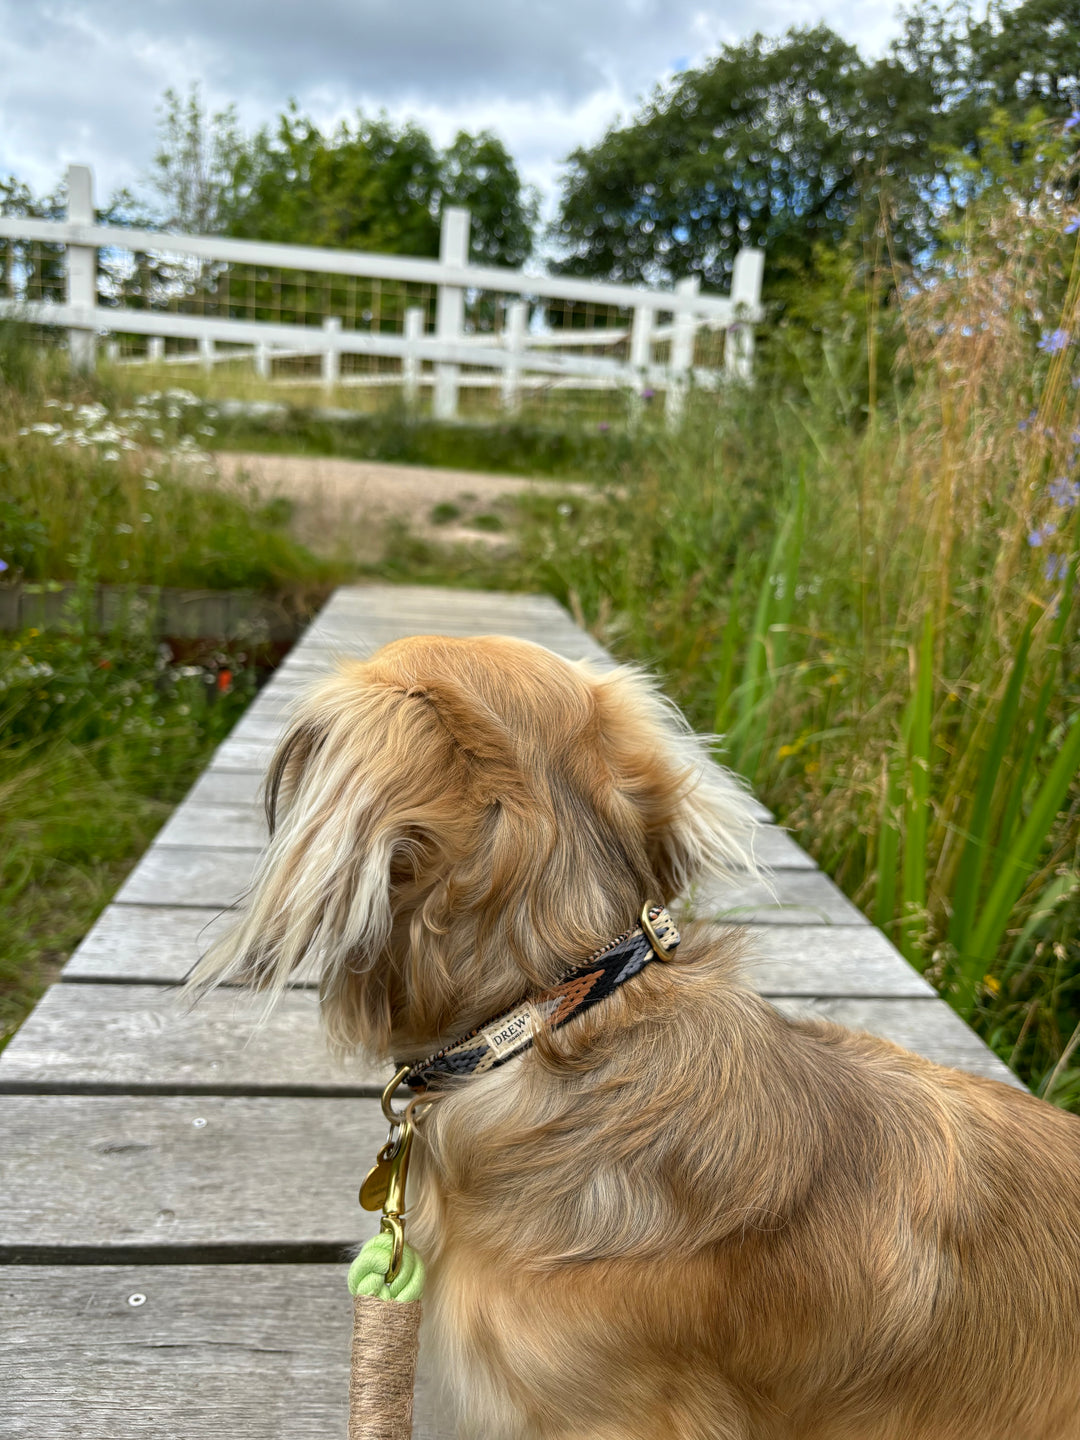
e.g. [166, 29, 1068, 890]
[482, 1009, 533, 1058]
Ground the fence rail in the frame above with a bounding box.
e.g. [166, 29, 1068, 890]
[0, 164, 765, 421]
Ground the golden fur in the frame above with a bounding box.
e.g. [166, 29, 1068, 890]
[191, 634, 1080, 1439]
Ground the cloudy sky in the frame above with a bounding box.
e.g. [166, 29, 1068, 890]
[1, 1, 907, 213]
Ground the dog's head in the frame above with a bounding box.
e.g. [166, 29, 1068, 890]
[189, 634, 759, 1056]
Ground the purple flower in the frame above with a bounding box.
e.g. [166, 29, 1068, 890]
[1018, 408, 1039, 431]
[1044, 554, 1071, 583]
[598, 421, 610, 433]
[1065, 113, 1080, 132]
[0, 559, 7, 573]
[641, 387, 655, 401]
[1066, 218, 1080, 235]
[1038, 328, 1071, 354]
[1028, 522, 1058, 547]
[1048, 477, 1080, 507]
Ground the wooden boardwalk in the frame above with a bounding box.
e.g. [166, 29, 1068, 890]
[0, 585, 1019, 1438]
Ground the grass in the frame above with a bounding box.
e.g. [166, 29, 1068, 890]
[0, 612, 255, 1047]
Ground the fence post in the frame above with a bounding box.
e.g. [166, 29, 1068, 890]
[434, 207, 470, 421]
[148, 337, 164, 364]
[66, 164, 96, 372]
[628, 304, 654, 423]
[501, 299, 528, 414]
[403, 306, 424, 405]
[322, 316, 341, 392]
[254, 344, 270, 379]
[665, 276, 699, 426]
[725, 247, 765, 382]
[199, 336, 215, 372]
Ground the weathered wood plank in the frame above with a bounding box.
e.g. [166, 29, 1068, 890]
[695, 870, 870, 925]
[154, 799, 794, 861]
[739, 924, 932, 997]
[185, 767, 264, 806]
[772, 996, 1021, 1087]
[206, 737, 279, 772]
[114, 842, 828, 914]
[0, 1095, 377, 1253]
[10, 937, 935, 1092]
[155, 802, 266, 850]
[62, 903, 926, 996]
[0, 1265, 448, 1440]
[0, 985, 375, 1094]
[114, 847, 255, 909]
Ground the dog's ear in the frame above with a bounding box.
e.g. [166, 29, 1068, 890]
[591, 666, 761, 899]
[185, 671, 472, 1048]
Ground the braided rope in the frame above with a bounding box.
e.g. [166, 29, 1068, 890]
[347, 1233, 426, 1303]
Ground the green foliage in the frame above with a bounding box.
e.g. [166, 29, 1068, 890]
[207, 98, 536, 265]
[430, 502, 462, 525]
[0, 619, 254, 1047]
[150, 85, 246, 233]
[553, 0, 1080, 292]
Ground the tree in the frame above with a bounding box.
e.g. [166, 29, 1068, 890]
[552, 2, 1080, 292]
[219, 105, 537, 265]
[552, 25, 942, 291]
[149, 86, 245, 233]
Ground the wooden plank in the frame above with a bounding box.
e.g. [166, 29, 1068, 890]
[63, 904, 926, 995]
[7, 925, 940, 1089]
[114, 847, 255, 909]
[772, 996, 1022, 1087]
[206, 738, 278, 772]
[0, 985, 376, 1095]
[155, 803, 266, 850]
[62, 905, 231, 983]
[0, 1265, 448, 1440]
[185, 767, 264, 807]
[0, 1095, 378, 1254]
[114, 844, 832, 914]
[695, 870, 869, 926]
[740, 924, 933, 997]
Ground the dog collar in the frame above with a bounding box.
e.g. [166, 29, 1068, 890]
[399, 904, 680, 1092]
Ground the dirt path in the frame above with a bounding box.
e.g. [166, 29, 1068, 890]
[213, 450, 576, 559]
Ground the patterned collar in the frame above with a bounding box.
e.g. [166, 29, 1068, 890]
[400, 904, 680, 1093]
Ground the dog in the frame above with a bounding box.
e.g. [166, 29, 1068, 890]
[191, 633, 1080, 1439]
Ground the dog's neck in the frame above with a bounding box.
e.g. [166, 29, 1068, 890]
[398, 905, 680, 1093]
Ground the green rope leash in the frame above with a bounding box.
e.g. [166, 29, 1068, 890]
[348, 1232, 426, 1303]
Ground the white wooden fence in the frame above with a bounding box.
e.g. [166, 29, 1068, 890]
[0, 164, 764, 422]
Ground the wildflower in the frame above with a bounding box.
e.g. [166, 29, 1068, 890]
[598, 422, 610, 433]
[557, 503, 574, 518]
[141, 513, 152, 523]
[641, 387, 655, 401]
[115, 523, 134, 534]
[983, 975, 1002, 996]
[1044, 554, 1071, 583]
[1067, 218, 1080, 235]
[103, 449, 120, 462]
[0, 560, 7, 573]
[1048, 477, 1080, 507]
[1018, 408, 1039, 431]
[1038, 328, 1071, 354]
[1065, 112, 1080, 131]
[216, 669, 233, 694]
[144, 480, 160, 492]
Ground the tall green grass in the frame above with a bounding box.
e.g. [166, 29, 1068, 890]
[506, 202, 1080, 1104]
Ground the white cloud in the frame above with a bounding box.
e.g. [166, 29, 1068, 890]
[0, 0, 910, 207]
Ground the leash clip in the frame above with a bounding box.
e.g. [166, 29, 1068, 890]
[358, 1065, 414, 1284]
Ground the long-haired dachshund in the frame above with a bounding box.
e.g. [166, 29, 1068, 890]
[191, 634, 1080, 1440]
